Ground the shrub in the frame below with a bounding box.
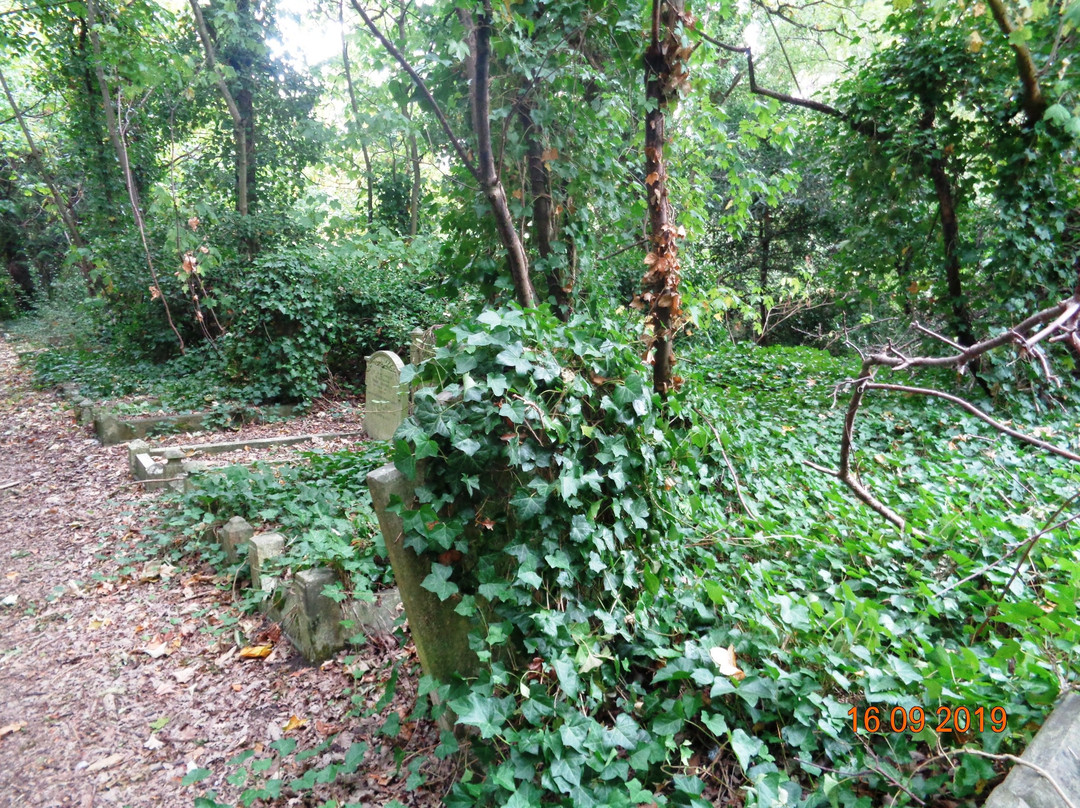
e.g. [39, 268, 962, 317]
[219, 235, 444, 403]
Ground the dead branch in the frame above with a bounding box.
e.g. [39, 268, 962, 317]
[807, 282, 1080, 533]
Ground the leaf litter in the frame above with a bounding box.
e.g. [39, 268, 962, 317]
[0, 337, 454, 806]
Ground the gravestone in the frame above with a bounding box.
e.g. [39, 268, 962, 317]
[983, 692, 1080, 808]
[410, 326, 438, 365]
[364, 351, 408, 440]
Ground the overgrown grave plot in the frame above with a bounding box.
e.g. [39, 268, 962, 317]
[362, 309, 1080, 808]
[26, 339, 367, 445]
[142, 439, 467, 805]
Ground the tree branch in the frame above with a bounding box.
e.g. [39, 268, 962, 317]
[349, 0, 477, 180]
[810, 283, 1080, 532]
[984, 0, 1047, 125]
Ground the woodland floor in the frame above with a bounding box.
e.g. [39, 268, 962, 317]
[0, 337, 452, 808]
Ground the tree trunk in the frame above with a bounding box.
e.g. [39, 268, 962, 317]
[642, 0, 687, 395]
[918, 104, 977, 348]
[459, 4, 536, 309]
[0, 68, 96, 297]
[517, 102, 569, 319]
[757, 207, 771, 342]
[189, 0, 249, 222]
[77, 18, 116, 212]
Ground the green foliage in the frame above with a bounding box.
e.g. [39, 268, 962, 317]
[390, 308, 1080, 806]
[219, 237, 444, 403]
[162, 444, 393, 597]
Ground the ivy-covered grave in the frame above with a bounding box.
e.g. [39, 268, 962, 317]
[363, 306, 1080, 808]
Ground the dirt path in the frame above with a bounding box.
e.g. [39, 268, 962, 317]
[0, 339, 446, 808]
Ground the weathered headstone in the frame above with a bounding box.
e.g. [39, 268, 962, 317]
[364, 351, 408, 440]
[283, 567, 344, 662]
[219, 516, 254, 562]
[410, 326, 438, 365]
[247, 532, 285, 592]
[983, 692, 1080, 808]
[367, 463, 477, 686]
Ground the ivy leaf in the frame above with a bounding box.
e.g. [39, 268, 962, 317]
[729, 728, 764, 773]
[450, 692, 511, 739]
[421, 563, 458, 600]
[552, 655, 581, 698]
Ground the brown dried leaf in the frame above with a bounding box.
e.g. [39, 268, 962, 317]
[86, 753, 125, 773]
[0, 721, 26, 738]
[141, 640, 171, 659]
[541, 147, 558, 162]
[239, 645, 273, 660]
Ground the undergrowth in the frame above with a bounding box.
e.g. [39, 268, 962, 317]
[156, 444, 395, 603]
[128, 306, 1080, 807]
[385, 307, 1080, 807]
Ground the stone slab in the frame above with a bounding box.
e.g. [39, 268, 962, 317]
[343, 587, 403, 637]
[247, 532, 285, 592]
[218, 516, 254, 563]
[983, 692, 1080, 808]
[364, 351, 408, 440]
[95, 404, 298, 446]
[283, 567, 344, 663]
[142, 430, 364, 459]
[367, 463, 477, 686]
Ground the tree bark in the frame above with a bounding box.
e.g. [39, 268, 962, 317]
[76, 17, 116, 211]
[920, 105, 978, 348]
[460, 4, 536, 309]
[0, 68, 96, 296]
[985, 0, 1047, 125]
[397, 8, 422, 240]
[352, 0, 535, 307]
[642, 0, 687, 395]
[517, 102, 569, 319]
[756, 207, 771, 342]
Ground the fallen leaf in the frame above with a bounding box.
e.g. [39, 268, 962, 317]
[282, 715, 308, 733]
[144, 735, 164, 751]
[231, 683, 244, 692]
[0, 721, 26, 738]
[85, 753, 125, 773]
[141, 641, 171, 659]
[239, 645, 273, 659]
[709, 645, 745, 681]
[173, 667, 197, 684]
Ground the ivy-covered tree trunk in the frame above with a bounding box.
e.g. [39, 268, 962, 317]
[642, 0, 688, 395]
[757, 207, 771, 342]
[920, 104, 978, 348]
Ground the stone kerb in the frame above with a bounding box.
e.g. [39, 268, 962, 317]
[367, 462, 477, 689]
[983, 692, 1080, 807]
[364, 351, 408, 440]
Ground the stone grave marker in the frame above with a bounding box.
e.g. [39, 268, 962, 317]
[364, 351, 408, 440]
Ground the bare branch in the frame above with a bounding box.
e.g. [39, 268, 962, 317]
[348, 0, 478, 180]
